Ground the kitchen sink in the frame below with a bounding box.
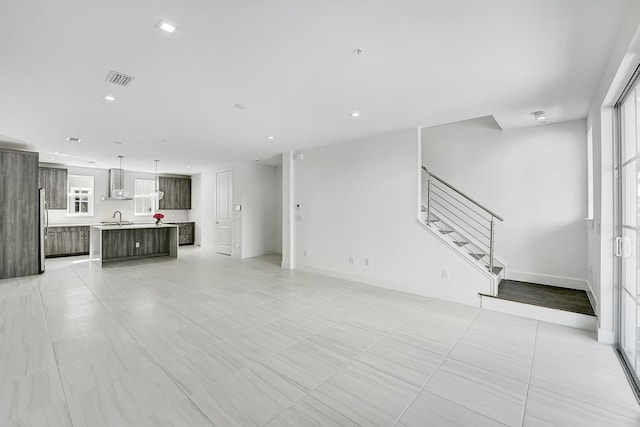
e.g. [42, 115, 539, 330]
[100, 220, 135, 226]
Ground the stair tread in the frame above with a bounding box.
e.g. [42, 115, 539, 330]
[453, 241, 469, 246]
[439, 230, 455, 234]
[484, 265, 503, 275]
[469, 253, 485, 260]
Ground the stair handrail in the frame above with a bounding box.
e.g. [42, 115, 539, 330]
[422, 165, 503, 275]
[422, 166, 503, 221]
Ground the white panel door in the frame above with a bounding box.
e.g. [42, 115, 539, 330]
[216, 170, 232, 255]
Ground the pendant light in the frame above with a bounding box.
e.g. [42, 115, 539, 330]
[112, 155, 130, 199]
[149, 160, 164, 201]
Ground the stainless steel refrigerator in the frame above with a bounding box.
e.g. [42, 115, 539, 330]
[39, 188, 47, 274]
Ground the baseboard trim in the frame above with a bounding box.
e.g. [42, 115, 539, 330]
[294, 262, 493, 307]
[585, 279, 598, 316]
[506, 270, 588, 291]
[597, 328, 614, 344]
[295, 263, 397, 290]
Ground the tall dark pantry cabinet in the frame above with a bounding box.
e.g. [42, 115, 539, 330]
[0, 148, 40, 279]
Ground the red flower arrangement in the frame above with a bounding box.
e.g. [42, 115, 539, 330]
[153, 212, 164, 225]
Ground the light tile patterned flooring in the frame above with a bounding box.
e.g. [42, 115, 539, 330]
[0, 247, 639, 426]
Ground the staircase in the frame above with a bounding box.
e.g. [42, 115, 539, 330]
[419, 165, 597, 331]
[419, 166, 505, 294]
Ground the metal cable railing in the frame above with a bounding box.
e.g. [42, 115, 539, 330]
[422, 166, 503, 274]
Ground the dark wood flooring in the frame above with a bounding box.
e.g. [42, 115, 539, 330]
[494, 280, 595, 316]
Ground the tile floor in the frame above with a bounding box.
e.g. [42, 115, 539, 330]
[0, 247, 639, 426]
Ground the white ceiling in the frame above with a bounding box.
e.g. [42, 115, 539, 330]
[0, 0, 630, 174]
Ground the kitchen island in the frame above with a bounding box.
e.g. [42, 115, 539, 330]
[89, 223, 178, 267]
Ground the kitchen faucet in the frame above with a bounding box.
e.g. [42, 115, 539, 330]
[112, 210, 122, 226]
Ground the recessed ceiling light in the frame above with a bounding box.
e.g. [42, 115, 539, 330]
[48, 151, 69, 157]
[66, 136, 81, 142]
[156, 20, 177, 34]
[235, 104, 246, 110]
[104, 95, 116, 102]
[88, 161, 96, 164]
[266, 136, 275, 140]
[112, 141, 123, 145]
[533, 111, 547, 121]
[49, 157, 56, 161]
[349, 111, 360, 118]
[353, 48, 364, 56]
[186, 166, 192, 169]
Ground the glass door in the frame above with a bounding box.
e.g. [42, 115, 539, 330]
[617, 80, 640, 388]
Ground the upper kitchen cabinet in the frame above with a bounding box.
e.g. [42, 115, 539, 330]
[39, 167, 67, 209]
[158, 176, 191, 210]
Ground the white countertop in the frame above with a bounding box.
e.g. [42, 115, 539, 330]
[91, 223, 179, 230]
[50, 220, 193, 227]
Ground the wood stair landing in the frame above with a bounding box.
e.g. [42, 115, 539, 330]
[493, 280, 594, 315]
[480, 280, 596, 330]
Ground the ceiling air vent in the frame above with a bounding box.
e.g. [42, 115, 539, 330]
[105, 71, 135, 87]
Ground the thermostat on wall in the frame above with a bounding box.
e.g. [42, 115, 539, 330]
[235, 205, 242, 211]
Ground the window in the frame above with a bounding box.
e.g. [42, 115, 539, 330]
[67, 175, 94, 216]
[135, 179, 156, 215]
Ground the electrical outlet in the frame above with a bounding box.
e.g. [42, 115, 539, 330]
[349, 256, 355, 265]
[303, 249, 308, 257]
[442, 268, 449, 279]
[135, 242, 140, 248]
[364, 258, 369, 266]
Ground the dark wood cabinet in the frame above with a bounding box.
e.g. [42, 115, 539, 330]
[45, 226, 89, 257]
[171, 222, 195, 245]
[101, 228, 171, 261]
[0, 149, 39, 279]
[159, 176, 191, 210]
[39, 167, 68, 209]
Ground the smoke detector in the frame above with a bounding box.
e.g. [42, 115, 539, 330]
[533, 111, 547, 122]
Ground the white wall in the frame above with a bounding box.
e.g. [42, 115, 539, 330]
[282, 152, 295, 269]
[421, 117, 588, 288]
[198, 162, 278, 258]
[189, 173, 202, 245]
[275, 166, 283, 254]
[587, 2, 640, 342]
[291, 128, 492, 306]
[233, 163, 278, 258]
[44, 164, 190, 225]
